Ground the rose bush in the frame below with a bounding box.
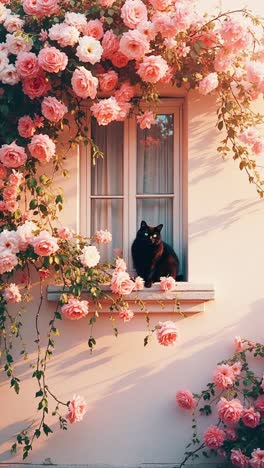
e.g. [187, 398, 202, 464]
[176, 338, 264, 467]
[0, 0, 264, 460]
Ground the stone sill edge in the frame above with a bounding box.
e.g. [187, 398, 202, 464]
[47, 282, 215, 312]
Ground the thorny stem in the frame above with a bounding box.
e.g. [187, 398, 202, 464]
[177, 442, 206, 468]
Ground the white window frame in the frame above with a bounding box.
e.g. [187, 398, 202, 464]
[79, 97, 186, 277]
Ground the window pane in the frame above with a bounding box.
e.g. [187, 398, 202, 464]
[137, 114, 174, 194]
[91, 199, 123, 263]
[136, 198, 173, 245]
[91, 119, 123, 196]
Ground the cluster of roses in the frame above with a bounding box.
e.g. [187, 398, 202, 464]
[176, 337, 264, 468]
[1, 0, 264, 137]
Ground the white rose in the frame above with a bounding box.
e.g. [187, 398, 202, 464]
[76, 36, 103, 64]
[80, 245, 100, 268]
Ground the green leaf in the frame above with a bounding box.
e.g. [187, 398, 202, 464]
[29, 199, 38, 210]
[43, 423, 53, 436]
[35, 390, 43, 397]
[105, 16, 113, 24]
[27, 178, 37, 189]
[218, 121, 224, 131]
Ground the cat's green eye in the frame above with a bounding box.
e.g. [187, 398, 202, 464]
[144, 232, 148, 236]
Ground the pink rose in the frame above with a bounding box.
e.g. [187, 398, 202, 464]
[217, 397, 243, 424]
[231, 361, 242, 376]
[16, 52, 40, 78]
[160, 276, 176, 291]
[115, 82, 135, 102]
[38, 47, 68, 73]
[98, 0, 115, 6]
[114, 257, 127, 272]
[173, 2, 193, 33]
[0, 201, 6, 211]
[41, 96, 68, 123]
[239, 127, 259, 145]
[28, 134, 55, 163]
[4, 15, 24, 33]
[220, 19, 251, 53]
[57, 226, 74, 240]
[35, 0, 59, 17]
[91, 97, 121, 126]
[252, 139, 264, 155]
[121, 0, 147, 29]
[71, 67, 98, 99]
[225, 427, 237, 441]
[83, 19, 104, 40]
[6, 33, 32, 55]
[99, 71, 118, 93]
[176, 390, 196, 410]
[231, 449, 250, 468]
[66, 395, 87, 423]
[261, 376, 264, 391]
[22, 73, 51, 100]
[0, 142, 27, 168]
[0, 230, 19, 255]
[133, 276, 144, 291]
[119, 30, 149, 61]
[203, 426, 225, 449]
[18, 116, 36, 138]
[48, 23, 80, 47]
[214, 49, 232, 73]
[61, 296, 89, 320]
[116, 102, 132, 121]
[242, 407, 260, 428]
[39, 268, 50, 280]
[0, 163, 7, 179]
[17, 221, 36, 250]
[246, 61, 264, 86]
[102, 30, 119, 60]
[137, 111, 156, 129]
[254, 395, 264, 416]
[119, 306, 134, 322]
[31, 230, 59, 256]
[111, 52, 129, 68]
[152, 13, 177, 39]
[64, 12, 87, 32]
[148, 0, 171, 10]
[249, 449, 264, 468]
[234, 336, 244, 352]
[76, 36, 103, 64]
[0, 252, 18, 274]
[3, 283, 22, 303]
[111, 271, 135, 295]
[23, 0, 38, 15]
[156, 321, 178, 346]
[5, 199, 19, 212]
[212, 364, 236, 389]
[137, 55, 168, 83]
[3, 186, 18, 201]
[94, 229, 112, 244]
[199, 72, 219, 95]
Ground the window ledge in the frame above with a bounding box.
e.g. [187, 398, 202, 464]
[47, 282, 215, 314]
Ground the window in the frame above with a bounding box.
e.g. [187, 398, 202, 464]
[79, 98, 186, 278]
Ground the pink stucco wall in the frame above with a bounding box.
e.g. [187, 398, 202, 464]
[0, 1, 264, 464]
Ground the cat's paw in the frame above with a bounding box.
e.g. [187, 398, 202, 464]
[145, 281, 153, 288]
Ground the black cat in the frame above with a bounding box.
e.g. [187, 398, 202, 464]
[131, 220, 180, 288]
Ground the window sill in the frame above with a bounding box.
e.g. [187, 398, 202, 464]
[47, 282, 215, 314]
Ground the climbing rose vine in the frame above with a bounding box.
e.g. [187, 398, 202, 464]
[0, 0, 264, 459]
[176, 338, 264, 468]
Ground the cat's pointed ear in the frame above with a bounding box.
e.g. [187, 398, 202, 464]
[140, 220, 147, 229]
[156, 224, 163, 232]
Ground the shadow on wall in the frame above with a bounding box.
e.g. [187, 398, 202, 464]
[188, 94, 225, 185]
[189, 198, 262, 240]
[0, 295, 263, 465]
